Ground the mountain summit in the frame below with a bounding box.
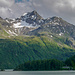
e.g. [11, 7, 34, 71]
[16, 10, 44, 28]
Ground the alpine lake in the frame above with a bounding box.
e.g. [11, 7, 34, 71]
[0, 70, 75, 75]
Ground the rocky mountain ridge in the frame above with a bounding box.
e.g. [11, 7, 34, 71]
[1, 10, 74, 38]
[0, 10, 75, 47]
[0, 10, 75, 68]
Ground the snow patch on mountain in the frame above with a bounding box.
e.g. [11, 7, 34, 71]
[6, 20, 10, 23]
[23, 13, 27, 16]
[5, 30, 18, 36]
[59, 32, 63, 36]
[13, 20, 40, 28]
[13, 22, 24, 28]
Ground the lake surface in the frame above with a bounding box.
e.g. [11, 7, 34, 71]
[0, 70, 75, 75]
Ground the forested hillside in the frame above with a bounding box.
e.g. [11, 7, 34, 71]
[0, 35, 75, 68]
[14, 59, 63, 71]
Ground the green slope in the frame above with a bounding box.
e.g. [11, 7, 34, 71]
[0, 36, 75, 68]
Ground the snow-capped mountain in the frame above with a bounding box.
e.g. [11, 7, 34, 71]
[1, 10, 75, 69]
[0, 10, 75, 39]
[3, 10, 45, 36]
[12, 10, 44, 28]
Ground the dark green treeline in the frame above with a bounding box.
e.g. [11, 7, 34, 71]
[14, 59, 63, 71]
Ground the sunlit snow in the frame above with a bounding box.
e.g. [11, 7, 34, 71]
[13, 21, 39, 28]
[13, 22, 24, 28]
[23, 13, 27, 16]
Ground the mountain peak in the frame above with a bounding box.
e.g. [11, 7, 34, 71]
[51, 16, 60, 20]
[31, 10, 38, 14]
[19, 10, 44, 27]
[29, 10, 43, 20]
[22, 10, 43, 20]
[49, 16, 69, 25]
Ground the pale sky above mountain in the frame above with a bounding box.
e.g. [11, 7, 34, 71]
[0, 0, 75, 24]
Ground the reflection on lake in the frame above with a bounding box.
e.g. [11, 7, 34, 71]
[0, 70, 75, 75]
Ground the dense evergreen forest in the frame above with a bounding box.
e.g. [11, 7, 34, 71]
[65, 55, 75, 69]
[14, 59, 63, 71]
[14, 55, 75, 71]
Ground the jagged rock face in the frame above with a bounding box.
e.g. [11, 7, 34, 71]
[8, 11, 45, 35]
[28, 16, 75, 39]
[20, 10, 44, 26]
[0, 10, 75, 39]
[44, 16, 74, 34]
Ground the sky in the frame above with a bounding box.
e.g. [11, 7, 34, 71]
[0, 0, 75, 24]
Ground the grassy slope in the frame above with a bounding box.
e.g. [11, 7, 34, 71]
[0, 35, 75, 69]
